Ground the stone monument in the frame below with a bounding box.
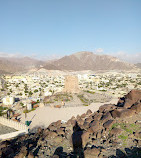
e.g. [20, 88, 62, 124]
[64, 75, 80, 93]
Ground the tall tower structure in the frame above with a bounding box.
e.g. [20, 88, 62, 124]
[64, 75, 80, 93]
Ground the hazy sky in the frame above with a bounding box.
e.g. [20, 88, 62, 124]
[0, 0, 140, 63]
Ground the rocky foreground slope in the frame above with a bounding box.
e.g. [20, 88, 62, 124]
[0, 90, 141, 158]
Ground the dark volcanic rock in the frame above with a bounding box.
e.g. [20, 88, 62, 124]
[124, 99, 134, 108]
[0, 90, 141, 158]
[131, 103, 141, 113]
[110, 128, 122, 136]
[99, 104, 115, 113]
[125, 89, 141, 103]
[93, 112, 103, 120]
[111, 109, 122, 118]
[84, 147, 101, 158]
[101, 112, 112, 124]
[103, 120, 115, 129]
[86, 109, 92, 115]
[120, 109, 135, 118]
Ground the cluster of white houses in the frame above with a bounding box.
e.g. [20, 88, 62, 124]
[0, 71, 140, 108]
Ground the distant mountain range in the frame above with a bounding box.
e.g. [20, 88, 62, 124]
[44, 52, 136, 71]
[0, 52, 139, 74]
[0, 57, 45, 74]
[135, 63, 141, 69]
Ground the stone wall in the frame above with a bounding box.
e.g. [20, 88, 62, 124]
[0, 130, 28, 140]
[0, 117, 28, 140]
[0, 117, 28, 131]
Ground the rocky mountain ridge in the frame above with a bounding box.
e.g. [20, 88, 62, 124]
[0, 89, 141, 157]
[0, 52, 138, 74]
[43, 52, 136, 71]
[135, 63, 141, 69]
[0, 57, 45, 74]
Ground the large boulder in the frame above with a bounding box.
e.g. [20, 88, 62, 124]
[48, 125, 57, 131]
[89, 120, 99, 127]
[130, 103, 141, 113]
[111, 108, 135, 118]
[89, 125, 102, 134]
[84, 147, 101, 158]
[119, 109, 135, 118]
[82, 121, 90, 130]
[135, 132, 141, 139]
[111, 109, 122, 118]
[124, 99, 134, 108]
[81, 113, 87, 118]
[77, 118, 84, 126]
[27, 152, 34, 158]
[47, 131, 58, 138]
[56, 128, 65, 135]
[103, 120, 115, 129]
[86, 109, 92, 115]
[125, 90, 141, 103]
[93, 112, 103, 121]
[85, 117, 93, 123]
[101, 112, 112, 124]
[99, 104, 115, 113]
[109, 127, 122, 136]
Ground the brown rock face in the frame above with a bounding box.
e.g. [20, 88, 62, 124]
[89, 125, 101, 133]
[93, 112, 103, 120]
[110, 128, 122, 136]
[20, 146, 28, 156]
[101, 112, 112, 124]
[89, 120, 101, 133]
[111, 109, 122, 118]
[131, 103, 141, 113]
[103, 120, 115, 129]
[14, 153, 25, 158]
[1, 90, 141, 158]
[27, 152, 34, 158]
[125, 90, 141, 103]
[135, 132, 141, 139]
[86, 109, 92, 115]
[124, 99, 134, 108]
[81, 113, 87, 118]
[89, 120, 99, 127]
[77, 118, 84, 126]
[120, 109, 135, 118]
[84, 147, 101, 157]
[49, 125, 57, 131]
[48, 131, 58, 138]
[85, 117, 92, 123]
[53, 136, 63, 144]
[56, 128, 65, 135]
[111, 108, 135, 119]
[99, 104, 114, 113]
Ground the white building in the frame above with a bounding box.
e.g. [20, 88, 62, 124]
[2, 97, 15, 105]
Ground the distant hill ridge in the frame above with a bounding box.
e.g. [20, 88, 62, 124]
[0, 57, 45, 74]
[135, 63, 141, 69]
[0, 52, 138, 74]
[43, 51, 136, 71]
